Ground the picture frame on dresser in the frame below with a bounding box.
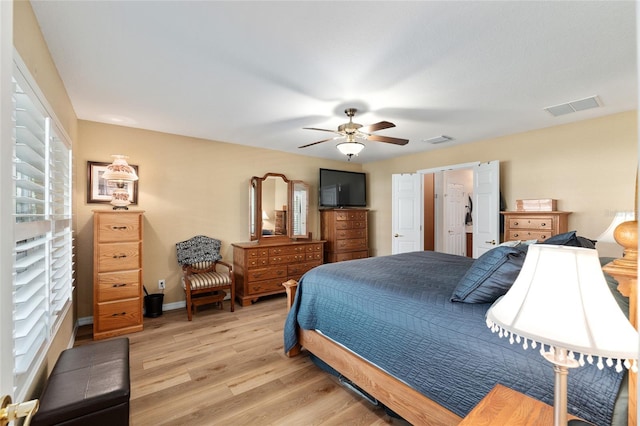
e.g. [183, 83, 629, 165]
[87, 160, 139, 204]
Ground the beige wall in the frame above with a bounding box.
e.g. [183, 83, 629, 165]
[75, 111, 637, 320]
[364, 111, 637, 257]
[75, 121, 362, 317]
[13, 0, 78, 397]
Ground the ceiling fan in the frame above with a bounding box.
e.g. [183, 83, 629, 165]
[299, 108, 409, 160]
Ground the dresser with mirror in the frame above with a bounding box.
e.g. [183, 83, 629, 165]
[233, 173, 324, 306]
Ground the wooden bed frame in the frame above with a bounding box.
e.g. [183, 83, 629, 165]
[283, 279, 461, 426]
[283, 231, 638, 426]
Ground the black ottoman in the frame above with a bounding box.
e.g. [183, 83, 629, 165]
[31, 338, 130, 426]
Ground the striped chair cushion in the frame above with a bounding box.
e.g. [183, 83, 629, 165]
[189, 261, 214, 271]
[183, 271, 231, 290]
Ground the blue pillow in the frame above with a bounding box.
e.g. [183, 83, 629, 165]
[451, 245, 527, 303]
[542, 231, 596, 249]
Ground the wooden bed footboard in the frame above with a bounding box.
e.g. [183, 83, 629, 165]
[282, 279, 462, 426]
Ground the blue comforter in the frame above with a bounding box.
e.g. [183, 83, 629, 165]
[284, 251, 624, 425]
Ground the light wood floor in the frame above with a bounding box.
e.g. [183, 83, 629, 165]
[76, 295, 407, 426]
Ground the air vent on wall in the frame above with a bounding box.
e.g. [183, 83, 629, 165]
[544, 96, 601, 117]
[424, 135, 453, 144]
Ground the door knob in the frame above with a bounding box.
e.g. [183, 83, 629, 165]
[1, 395, 39, 426]
[485, 240, 496, 245]
[394, 234, 402, 238]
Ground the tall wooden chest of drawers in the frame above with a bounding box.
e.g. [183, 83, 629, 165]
[93, 211, 144, 340]
[232, 240, 324, 307]
[501, 211, 571, 243]
[320, 209, 369, 263]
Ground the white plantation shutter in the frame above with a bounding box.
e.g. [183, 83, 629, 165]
[14, 82, 47, 221]
[48, 127, 73, 323]
[11, 54, 73, 399]
[13, 234, 48, 376]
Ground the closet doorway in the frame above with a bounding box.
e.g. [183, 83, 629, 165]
[392, 161, 499, 258]
[426, 167, 473, 256]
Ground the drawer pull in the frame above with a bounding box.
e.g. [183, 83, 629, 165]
[541, 223, 546, 227]
[112, 283, 127, 288]
[111, 312, 126, 317]
[513, 233, 519, 238]
[113, 254, 127, 259]
[111, 226, 128, 230]
[513, 222, 519, 226]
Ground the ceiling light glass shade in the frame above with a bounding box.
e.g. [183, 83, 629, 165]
[487, 244, 638, 367]
[597, 211, 635, 243]
[336, 141, 365, 156]
[101, 155, 138, 182]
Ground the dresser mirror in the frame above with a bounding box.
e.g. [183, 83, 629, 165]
[250, 173, 310, 241]
[289, 181, 310, 239]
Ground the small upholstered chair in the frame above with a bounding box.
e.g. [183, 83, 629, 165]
[176, 235, 235, 321]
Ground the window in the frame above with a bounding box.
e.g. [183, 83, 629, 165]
[11, 55, 73, 399]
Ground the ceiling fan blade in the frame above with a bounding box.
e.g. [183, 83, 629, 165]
[299, 137, 340, 148]
[361, 121, 395, 133]
[367, 134, 409, 145]
[303, 127, 342, 135]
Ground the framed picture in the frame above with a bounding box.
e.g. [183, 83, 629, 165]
[87, 161, 139, 204]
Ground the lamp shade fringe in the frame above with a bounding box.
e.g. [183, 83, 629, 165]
[487, 319, 638, 373]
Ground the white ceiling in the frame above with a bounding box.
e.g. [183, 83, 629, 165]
[31, 1, 637, 164]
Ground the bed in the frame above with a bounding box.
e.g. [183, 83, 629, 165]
[283, 248, 631, 426]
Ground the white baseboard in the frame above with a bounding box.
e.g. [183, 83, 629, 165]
[164, 301, 186, 311]
[77, 316, 93, 326]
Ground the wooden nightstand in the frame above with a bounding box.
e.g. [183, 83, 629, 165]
[459, 384, 583, 425]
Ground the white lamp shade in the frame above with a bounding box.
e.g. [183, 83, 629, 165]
[101, 155, 138, 182]
[336, 141, 365, 156]
[487, 244, 637, 368]
[597, 211, 635, 243]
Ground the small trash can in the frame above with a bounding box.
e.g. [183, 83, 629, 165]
[144, 287, 164, 318]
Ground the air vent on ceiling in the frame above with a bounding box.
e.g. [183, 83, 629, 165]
[544, 96, 601, 117]
[424, 135, 453, 144]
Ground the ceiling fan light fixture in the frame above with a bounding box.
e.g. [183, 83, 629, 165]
[336, 141, 365, 159]
[300, 108, 408, 151]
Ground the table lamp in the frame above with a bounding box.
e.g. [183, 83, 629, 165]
[101, 155, 138, 210]
[486, 244, 638, 426]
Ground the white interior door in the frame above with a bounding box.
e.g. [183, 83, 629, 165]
[392, 173, 422, 254]
[473, 161, 500, 257]
[443, 183, 466, 256]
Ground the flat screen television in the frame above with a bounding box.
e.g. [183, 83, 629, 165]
[319, 168, 366, 208]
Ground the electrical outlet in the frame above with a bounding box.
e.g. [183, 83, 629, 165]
[158, 279, 165, 290]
